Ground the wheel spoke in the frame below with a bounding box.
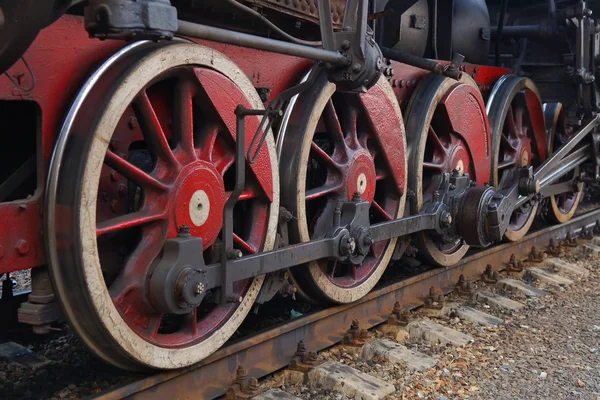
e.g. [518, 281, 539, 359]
[233, 233, 257, 254]
[498, 160, 517, 170]
[428, 127, 446, 153]
[306, 183, 342, 201]
[505, 106, 518, 138]
[214, 151, 235, 177]
[341, 106, 360, 149]
[372, 200, 393, 221]
[423, 161, 445, 171]
[323, 100, 345, 147]
[97, 210, 167, 237]
[132, 92, 177, 166]
[226, 188, 259, 201]
[105, 150, 168, 192]
[196, 125, 220, 162]
[174, 79, 196, 158]
[501, 133, 518, 152]
[514, 106, 524, 137]
[310, 142, 339, 169]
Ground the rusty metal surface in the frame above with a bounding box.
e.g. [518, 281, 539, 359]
[247, 0, 347, 26]
[90, 207, 600, 400]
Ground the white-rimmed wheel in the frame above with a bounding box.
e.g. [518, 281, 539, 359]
[543, 102, 584, 223]
[487, 75, 547, 242]
[279, 71, 407, 304]
[45, 42, 279, 370]
[404, 73, 492, 267]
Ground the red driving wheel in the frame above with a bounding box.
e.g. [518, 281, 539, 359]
[46, 42, 279, 370]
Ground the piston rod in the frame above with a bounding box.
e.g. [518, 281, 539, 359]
[177, 21, 349, 67]
[381, 47, 463, 80]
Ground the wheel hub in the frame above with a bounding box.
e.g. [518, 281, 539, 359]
[173, 161, 225, 248]
[449, 146, 470, 176]
[344, 150, 376, 202]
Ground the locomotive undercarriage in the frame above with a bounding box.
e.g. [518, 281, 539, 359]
[0, 0, 599, 370]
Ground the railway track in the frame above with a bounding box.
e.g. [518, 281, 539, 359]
[89, 207, 600, 400]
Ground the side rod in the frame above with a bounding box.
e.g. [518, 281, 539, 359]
[203, 210, 439, 289]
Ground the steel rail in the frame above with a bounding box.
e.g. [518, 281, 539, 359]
[90, 208, 600, 400]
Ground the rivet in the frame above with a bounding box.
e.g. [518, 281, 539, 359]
[128, 117, 138, 130]
[118, 184, 128, 197]
[110, 170, 120, 182]
[16, 240, 29, 255]
[111, 200, 120, 213]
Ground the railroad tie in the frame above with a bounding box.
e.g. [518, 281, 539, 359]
[496, 279, 549, 297]
[543, 259, 590, 276]
[359, 338, 437, 372]
[473, 291, 526, 312]
[527, 268, 574, 286]
[308, 361, 395, 400]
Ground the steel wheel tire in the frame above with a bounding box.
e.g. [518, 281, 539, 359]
[45, 42, 279, 370]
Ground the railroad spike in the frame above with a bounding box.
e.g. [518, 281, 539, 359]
[482, 264, 499, 283]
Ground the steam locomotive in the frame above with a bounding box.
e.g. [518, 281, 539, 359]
[0, 0, 597, 370]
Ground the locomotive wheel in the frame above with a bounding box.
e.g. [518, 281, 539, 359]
[280, 71, 407, 304]
[544, 103, 583, 223]
[45, 42, 279, 370]
[405, 74, 491, 267]
[487, 75, 547, 242]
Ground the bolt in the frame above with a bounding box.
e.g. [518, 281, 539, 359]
[15, 239, 29, 255]
[110, 170, 119, 182]
[118, 184, 128, 197]
[227, 249, 243, 259]
[235, 365, 248, 380]
[110, 200, 120, 213]
[341, 40, 351, 50]
[296, 340, 307, 355]
[128, 116, 138, 130]
[247, 377, 259, 392]
[194, 282, 205, 295]
[441, 211, 453, 227]
[179, 225, 191, 236]
[352, 63, 362, 72]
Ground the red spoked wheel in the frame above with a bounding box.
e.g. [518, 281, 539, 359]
[279, 71, 407, 304]
[487, 75, 547, 242]
[404, 74, 492, 267]
[543, 102, 584, 223]
[45, 42, 279, 370]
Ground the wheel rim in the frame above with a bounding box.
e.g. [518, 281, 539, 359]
[46, 42, 279, 369]
[405, 74, 491, 267]
[280, 72, 407, 304]
[487, 75, 547, 241]
[544, 102, 583, 223]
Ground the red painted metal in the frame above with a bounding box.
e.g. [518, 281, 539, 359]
[93, 64, 275, 346]
[306, 84, 405, 287]
[417, 79, 491, 256]
[0, 14, 508, 275]
[0, 15, 309, 274]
